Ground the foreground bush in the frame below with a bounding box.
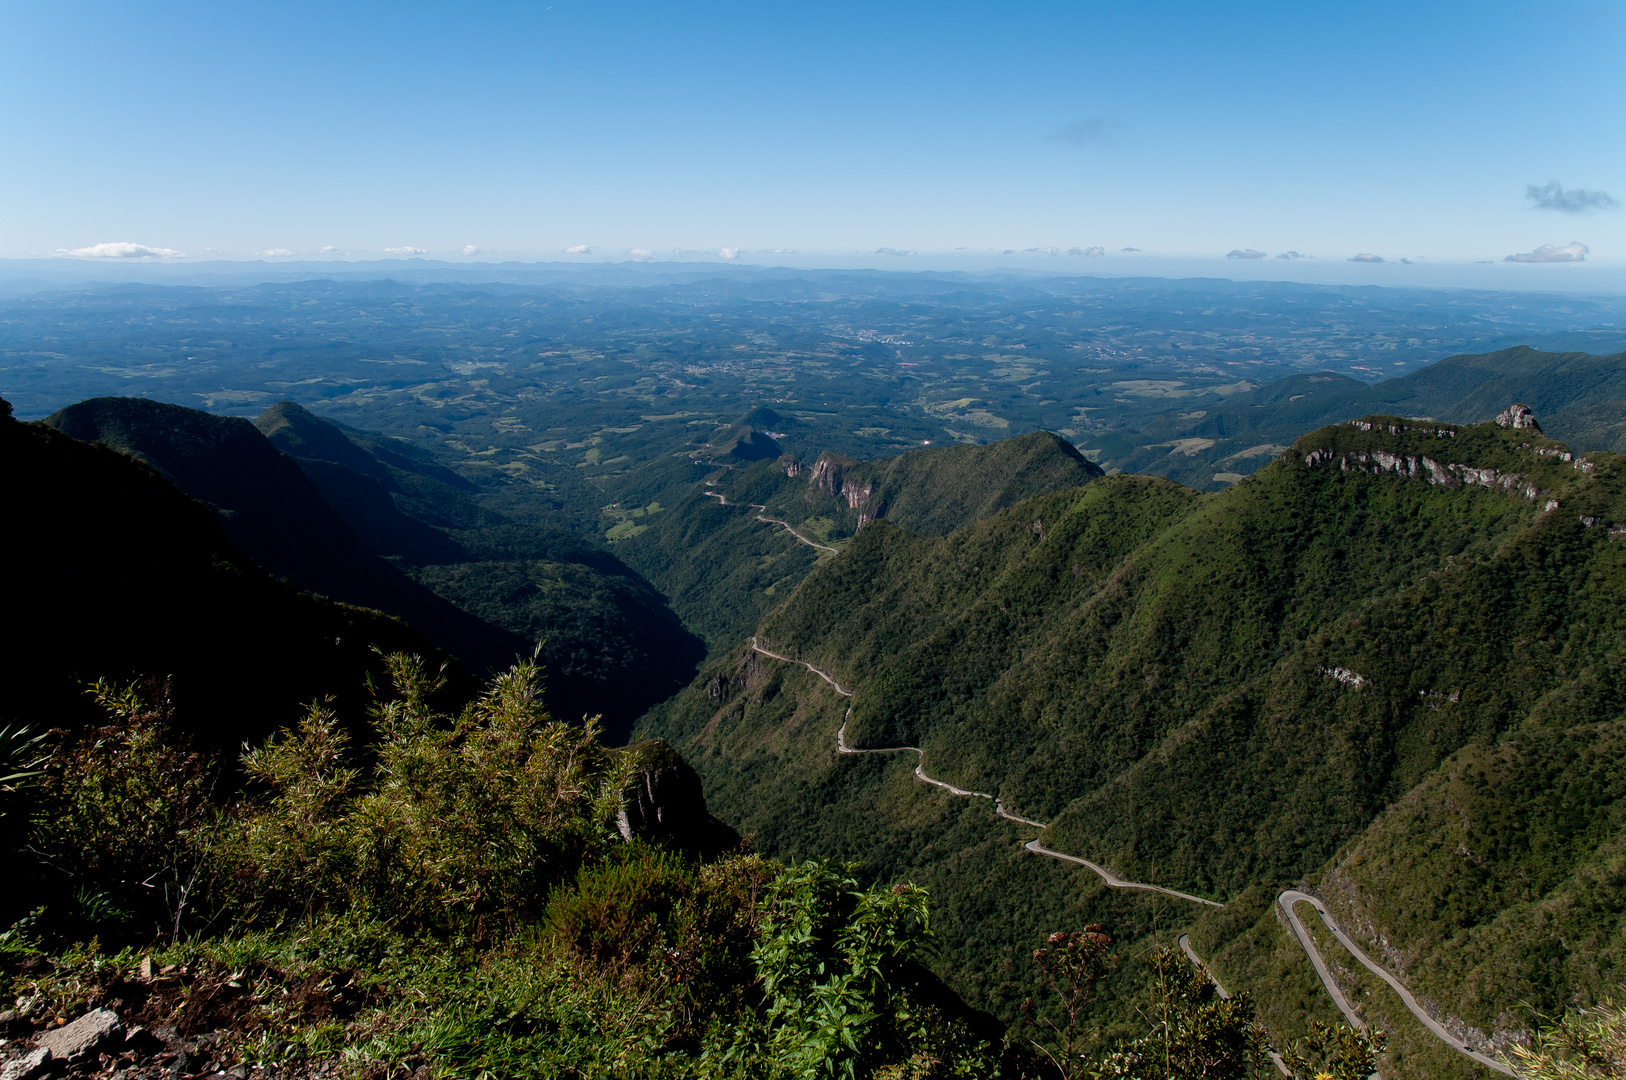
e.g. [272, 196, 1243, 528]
[8, 656, 1001, 1079]
[224, 653, 629, 936]
[1507, 998, 1626, 1079]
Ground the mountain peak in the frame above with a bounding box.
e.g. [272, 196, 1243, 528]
[257, 400, 392, 482]
[802, 430, 1102, 537]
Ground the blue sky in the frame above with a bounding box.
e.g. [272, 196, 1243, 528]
[3, 0, 1624, 282]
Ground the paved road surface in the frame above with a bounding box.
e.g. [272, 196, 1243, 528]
[1278, 891, 1515, 1076]
[745, 638, 1512, 1074]
[702, 487, 838, 553]
[1026, 841, 1223, 907]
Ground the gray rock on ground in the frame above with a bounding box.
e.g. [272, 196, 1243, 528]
[0, 1047, 51, 1080]
[36, 1007, 123, 1064]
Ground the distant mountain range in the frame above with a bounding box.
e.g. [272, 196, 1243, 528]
[1094, 345, 1626, 488]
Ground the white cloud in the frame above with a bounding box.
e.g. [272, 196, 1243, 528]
[385, 246, 427, 256]
[875, 247, 916, 256]
[565, 244, 591, 254]
[1024, 246, 1060, 256]
[719, 247, 741, 259]
[770, 248, 797, 254]
[461, 245, 480, 256]
[627, 248, 654, 261]
[1348, 253, 1385, 263]
[319, 245, 337, 254]
[1526, 181, 1619, 214]
[1067, 246, 1105, 256]
[1506, 241, 1589, 263]
[56, 241, 184, 259]
[1276, 250, 1308, 260]
[253, 248, 294, 257]
[1227, 248, 1267, 260]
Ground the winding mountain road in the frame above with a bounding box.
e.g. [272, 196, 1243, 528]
[1027, 841, 1222, 907]
[743, 640, 1513, 1075]
[702, 487, 839, 553]
[1278, 892, 1515, 1076]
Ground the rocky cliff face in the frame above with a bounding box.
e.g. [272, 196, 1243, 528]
[616, 739, 741, 857]
[807, 451, 854, 496]
[1301, 408, 1586, 509]
[806, 451, 884, 522]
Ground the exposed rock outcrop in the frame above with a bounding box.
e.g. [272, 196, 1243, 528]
[806, 451, 885, 522]
[616, 739, 742, 857]
[1494, 403, 1540, 431]
[808, 451, 856, 497]
[37, 1008, 123, 1065]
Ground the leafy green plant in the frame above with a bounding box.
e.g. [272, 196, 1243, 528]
[226, 652, 633, 936]
[1281, 1020, 1385, 1080]
[1091, 944, 1272, 1080]
[715, 860, 996, 1079]
[1020, 927, 1117, 1078]
[1506, 998, 1626, 1079]
[28, 678, 224, 942]
[0, 722, 48, 792]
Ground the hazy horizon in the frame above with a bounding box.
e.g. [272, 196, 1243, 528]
[4, 1, 1623, 282]
[6, 250, 1626, 297]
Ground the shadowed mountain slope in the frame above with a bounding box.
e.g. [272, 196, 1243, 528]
[255, 401, 465, 564]
[254, 400, 706, 738]
[43, 396, 528, 676]
[0, 397, 450, 749]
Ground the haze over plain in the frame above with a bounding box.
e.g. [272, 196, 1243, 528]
[2, 0, 1624, 287]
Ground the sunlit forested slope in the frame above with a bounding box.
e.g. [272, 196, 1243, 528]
[612, 430, 1101, 647]
[641, 405, 1626, 1074]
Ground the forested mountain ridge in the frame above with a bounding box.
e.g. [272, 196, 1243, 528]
[610, 429, 1104, 647]
[785, 429, 1102, 538]
[42, 396, 528, 674]
[1099, 344, 1626, 489]
[0, 396, 451, 746]
[41, 395, 704, 738]
[1, 390, 1020, 1080]
[253, 399, 706, 735]
[639, 405, 1626, 1075]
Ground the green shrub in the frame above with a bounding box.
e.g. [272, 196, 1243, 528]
[713, 860, 998, 1080]
[1506, 998, 1626, 1079]
[224, 653, 631, 936]
[1091, 945, 1274, 1080]
[27, 677, 224, 942]
[16, 656, 1002, 1079]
